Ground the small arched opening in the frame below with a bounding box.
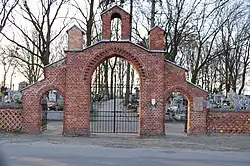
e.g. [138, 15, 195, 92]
[90, 55, 141, 134]
[40, 89, 64, 135]
[110, 13, 122, 41]
[165, 91, 190, 135]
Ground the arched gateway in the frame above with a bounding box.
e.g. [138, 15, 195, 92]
[21, 5, 207, 137]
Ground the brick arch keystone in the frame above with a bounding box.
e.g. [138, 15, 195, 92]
[83, 47, 147, 80]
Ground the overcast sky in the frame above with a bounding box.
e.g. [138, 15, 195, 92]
[1, 0, 250, 94]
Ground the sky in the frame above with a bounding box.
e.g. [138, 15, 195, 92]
[1, 0, 250, 95]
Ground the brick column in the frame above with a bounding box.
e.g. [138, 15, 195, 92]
[138, 54, 165, 137]
[66, 25, 85, 50]
[149, 26, 165, 50]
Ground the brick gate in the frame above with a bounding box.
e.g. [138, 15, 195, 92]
[21, 5, 207, 137]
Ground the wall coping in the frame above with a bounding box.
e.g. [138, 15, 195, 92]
[64, 40, 168, 54]
[0, 108, 22, 111]
[207, 109, 250, 113]
[0, 105, 22, 109]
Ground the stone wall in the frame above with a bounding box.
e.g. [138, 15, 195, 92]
[207, 110, 250, 134]
[0, 108, 22, 132]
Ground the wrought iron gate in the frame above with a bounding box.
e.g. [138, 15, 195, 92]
[90, 82, 139, 133]
[41, 98, 48, 131]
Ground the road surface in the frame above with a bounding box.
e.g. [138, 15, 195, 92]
[1, 141, 250, 166]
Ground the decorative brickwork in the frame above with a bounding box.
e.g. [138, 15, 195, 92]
[101, 5, 131, 40]
[0, 108, 22, 132]
[20, 6, 208, 137]
[82, 47, 147, 80]
[207, 110, 250, 134]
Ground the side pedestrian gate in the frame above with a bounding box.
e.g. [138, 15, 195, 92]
[41, 98, 48, 131]
[90, 83, 139, 133]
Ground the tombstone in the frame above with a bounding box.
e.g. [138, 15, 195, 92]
[48, 91, 57, 102]
[18, 81, 28, 91]
[246, 96, 250, 110]
[12, 91, 22, 104]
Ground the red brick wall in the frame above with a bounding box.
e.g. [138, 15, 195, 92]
[207, 110, 250, 134]
[21, 64, 66, 134]
[64, 42, 165, 137]
[164, 62, 208, 135]
[189, 111, 207, 135]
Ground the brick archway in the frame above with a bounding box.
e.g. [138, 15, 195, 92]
[38, 85, 65, 103]
[81, 47, 150, 135]
[19, 5, 207, 137]
[83, 47, 147, 81]
[21, 81, 65, 133]
[164, 86, 192, 134]
[86, 51, 144, 133]
[37, 85, 65, 132]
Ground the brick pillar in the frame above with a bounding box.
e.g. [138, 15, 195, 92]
[21, 92, 42, 134]
[121, 14, 131, 40]
[149, 26, 165, 50]
[138, 54, 165, 138]
[101, 14, 111, 40]
[101, 6, 131, 41]
[67, 25, 85, 50]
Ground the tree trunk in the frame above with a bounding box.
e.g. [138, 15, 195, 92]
[3, 73, 7, 87]
[98, 66, 101, 94]
[129, 0, 133, 40]
[238, 65, 247, 95]
[124, 62, 131, 105]
[191, 69, 199, 84]
[104, 60, 109, 99]
[130, 68, 134, 92]
[109, 57, 117, 99]
[86, 0, 95, 46]
[150, 0, 156, 28]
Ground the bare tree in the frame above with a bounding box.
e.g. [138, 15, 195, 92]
[210, 1, 248, 94]
[0, 46, 17, 87]
[1, 0, 71, 67]
[70, 0, 97, 46]
[239, 39, 250, 94]
[187, 0, 240, 84]
[14, 29, 44, 84]
[0, 0, 19, 33]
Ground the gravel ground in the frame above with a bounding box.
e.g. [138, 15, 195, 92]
[1, 122, 250, 152]
[1, 131, 250, 152]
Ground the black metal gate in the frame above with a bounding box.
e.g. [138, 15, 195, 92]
[90, 82, 139, 133]
[41, 98, 48, 131]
